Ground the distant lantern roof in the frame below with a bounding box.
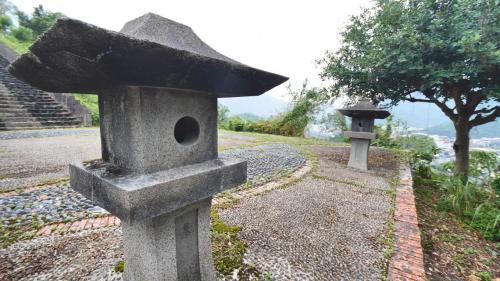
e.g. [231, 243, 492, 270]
[338, 99, 390, 119]
[8, 13, 288, 97]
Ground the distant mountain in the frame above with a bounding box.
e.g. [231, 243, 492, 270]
[424, 121, 500, 138]
[389, 101, 448, 128]
[388, 99, 499, 138]
[219, 93, 287, 117]
[236, 112, 263, 121]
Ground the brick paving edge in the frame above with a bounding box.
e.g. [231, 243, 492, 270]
[388, 162, 426, 281]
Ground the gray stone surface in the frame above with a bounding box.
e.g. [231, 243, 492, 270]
[338, 99, 390, 119]
[344, 131, 376, 140]
[340, 99, 390, 171]
[9, 14, 288, 97]
[69, 83, 248, 281]
[122, 198, 214, 281]
[70, 158, 246, 223]
[347, 138, 371, 171]
[99, 86, 218, 173]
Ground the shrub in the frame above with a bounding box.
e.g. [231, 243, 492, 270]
[0, 15, 12, 32]
[437, 177, 499, 241]
[11, 26, 33, 42]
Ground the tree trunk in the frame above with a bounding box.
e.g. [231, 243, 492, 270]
[453, 120, 471, 178]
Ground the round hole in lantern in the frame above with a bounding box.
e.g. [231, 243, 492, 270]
[174, 116, 200, 145]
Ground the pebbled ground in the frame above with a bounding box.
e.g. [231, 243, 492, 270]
[219, 146, 397, 281]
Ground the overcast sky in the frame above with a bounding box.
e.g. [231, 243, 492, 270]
[12, 0, 373, 101]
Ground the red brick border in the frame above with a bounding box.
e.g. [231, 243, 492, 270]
[389, 164, 426, 281]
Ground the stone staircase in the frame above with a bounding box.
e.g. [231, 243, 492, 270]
[0, 57, 81, 130]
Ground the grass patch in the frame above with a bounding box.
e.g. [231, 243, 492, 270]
[72, 93, 99, 125]
[0, 33, 31, 54]
[211, 209, 247, 276]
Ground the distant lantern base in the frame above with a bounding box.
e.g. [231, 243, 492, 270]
[344, 131, 376, 171]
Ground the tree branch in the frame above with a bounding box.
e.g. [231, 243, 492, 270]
[470, 107, 500, 127]
[403, 97, 433, 103]
[473, 106, 497, 115]
[422, 90, 458, 122]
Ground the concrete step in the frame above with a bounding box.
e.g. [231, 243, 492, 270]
[0, 125, 80, 131]
[0, 101, 59, 107]
[0, 116, 78, 122]
[0, 120, 80, 128]
[0, 108, 67, 114]
[0, 91, 50, 97]
[0, 111, 72, 117]
[0, 96, 53, 101]
[0, 103, 63, 109]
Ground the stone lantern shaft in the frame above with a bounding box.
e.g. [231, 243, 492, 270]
[339, 99, 390, 171]
[9, 13, 288, 281]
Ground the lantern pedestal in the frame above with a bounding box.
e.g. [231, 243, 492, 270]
[344, 131, 376, 171]
[121, 198, 214, 281]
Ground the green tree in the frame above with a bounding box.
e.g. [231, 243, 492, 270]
[278, 81, 321, 136]
[0, 14, 11, 32]
[16, 5, 63, 37]
[319, 0, 500, 177]
[318, 111, 348, 136]
[11, 26, 33, 42]
[218, 103, 230, 124]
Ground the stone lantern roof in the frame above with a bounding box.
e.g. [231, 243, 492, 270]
[338, 99, 390, 119]
[8, 13, 288, 97]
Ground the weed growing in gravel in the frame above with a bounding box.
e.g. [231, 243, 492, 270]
[36, 177, 69, 187]
[210, 209, 247, 276]
[114, 260, 125, 273]
[0, 216, 41, 248]
[311, 174, 364, 188]
[380, 176, 398, 280]
[475, 270, 492, 281]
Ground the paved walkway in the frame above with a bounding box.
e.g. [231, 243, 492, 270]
[0, 129, 259, 191]
[219, 146, 397, 281]
[0, 133, 425, 280]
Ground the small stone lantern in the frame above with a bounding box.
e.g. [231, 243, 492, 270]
[9, 13, 287, 281]
[339, 99, 390, 171]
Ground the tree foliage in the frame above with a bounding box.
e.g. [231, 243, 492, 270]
[319, 0, 500, 176]
[220, 82, 321, 137]
[16, 5, 63, 37]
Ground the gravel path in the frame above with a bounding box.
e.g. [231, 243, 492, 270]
[0, 227, 123, 281]
[0, 143, 305, 237]
[0, 134, 101, 191]
[0, 186, 107, 228]
[218, 146, 396, 281]
[0, 144, 396, 280]
[0, 129, 259, 191]
[0, 128, 99, 140]
[220, 143, 306, 182]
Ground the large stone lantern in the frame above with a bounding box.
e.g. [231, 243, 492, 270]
[9, 13, 287, 281]
[339, 99, 390, 171]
